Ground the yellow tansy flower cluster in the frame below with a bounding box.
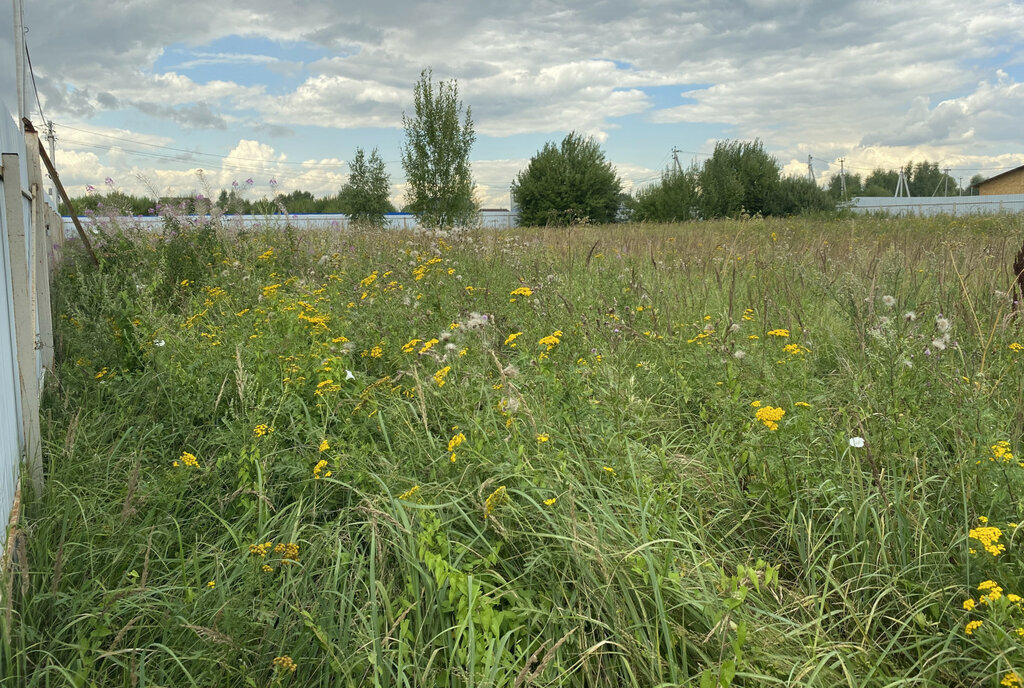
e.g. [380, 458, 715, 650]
[434, 366, 451, 387]
[509, 286, 533, 302]
[767, 328, 790, 337]
[969, 525, 1006, 556]
[965, 619, 983, 635]
[447, 432, 466, 462]
[175, 451, 199, 468]
[755, 405, 786, 431]
[398, 485, 420, 501]
[1002, 672, 1023, 688]
[484, 486, 507, 519]
[253, 424, 273, 437]
[272, 656, 297, 673]
[504, 332, 523, 347]
[313, 459, 331, 480]
[538, 330, 563, 351]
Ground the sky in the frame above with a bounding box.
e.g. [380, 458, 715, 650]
[2, 0, 1023, 209]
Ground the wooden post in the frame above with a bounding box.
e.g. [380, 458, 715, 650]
[1, 152, 44, 496]
[29, 131, 97, 267]
[24, 129, 54, 372]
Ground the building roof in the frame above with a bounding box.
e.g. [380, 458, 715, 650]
[972, 163, 1024, 188]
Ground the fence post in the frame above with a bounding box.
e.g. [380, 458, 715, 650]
[24, 130, 54, 372]
[1, 152, 44, 496]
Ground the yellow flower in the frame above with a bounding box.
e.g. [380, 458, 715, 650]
[767, 328, 789, 337]
[795, 401, 811, 408]
[207, 580, 215, 588]
[448, 432, 466, 452]
[754, 406, 786, 431]
[963, 598, 976, 611]
[319, 439, 330, 452]
[603, 466, 616, 476]
[398, 485, 420, 501]
[484, 486, 508, 519]
[969, 527, 1006, 556]
[313, 459, 331, 479]
[965, 619, 983, 635]
[253, 424, 273, 437]
[179, 451, 199, 468]
[433, 366, 451, 387]
[1003, 672, 1024, 687]
[750, 400, 761, 408]
[504, 332, 523, 347]
[544, 497, 557, 506]
[272, 656, 297, 673]
[536, 433, 549, 443]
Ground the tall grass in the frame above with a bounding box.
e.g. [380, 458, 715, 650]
[4, 213, 1024, 686]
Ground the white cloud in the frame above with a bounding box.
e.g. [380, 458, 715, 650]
[14, 0, 1023, 202]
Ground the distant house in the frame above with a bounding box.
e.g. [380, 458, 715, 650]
[973, 164, 1024, 195]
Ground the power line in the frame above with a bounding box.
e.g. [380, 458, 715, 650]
[24, 42, 46, 125]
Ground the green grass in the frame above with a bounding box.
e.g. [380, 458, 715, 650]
[4, 213, 1024, 686]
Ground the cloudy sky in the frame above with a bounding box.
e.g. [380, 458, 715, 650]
[2, 0, 1023, 208]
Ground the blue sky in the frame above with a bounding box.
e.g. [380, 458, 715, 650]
[4, 0, 1023, 206]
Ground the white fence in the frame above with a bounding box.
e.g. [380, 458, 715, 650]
[63, 209, 521, 237]
[0, 101, 59, 564]
[849, 194, 1024, 216]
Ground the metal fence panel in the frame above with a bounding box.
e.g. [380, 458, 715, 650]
[850, 195, 1024, 216]
[0, 103, 27, 556]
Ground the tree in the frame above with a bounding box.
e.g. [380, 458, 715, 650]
[339, 147, 394, 226]
[512, 132, 622, 226]
[697, 139, 780, 218]
[631, 168, 699, 222]
[401, 68, 477, 227]
[767, 176, 835, 215]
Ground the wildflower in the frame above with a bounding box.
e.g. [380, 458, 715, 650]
[1011, 342, 1024, 352]
[767, 328, 789, 337]
[313, 459, 331, 479]
[504, 332, 523, 347]
[603, 466, 616, 476]
[319, 439, 330, 452]
[936, 316, 951, 333]
[963, 598, 976, 611]
[179, 451, 199, 468]
[965, 620, 983, 635]
[970, 527, 1006, 556]
[253, 424, 273, 437]
[904, 311, 917, 322]
[274, 542, 300, 563]
[207, 580, 215, 588]
[95, 367, 109, 380]
[536, 433, 549, 443]
[418, 338, 439, 354]
[272, 656, 297, 673]
[484, 486, 508, 519]
[750, 400, 762, 408]
[261, 564, 273, 573]
[544, 497, 557, 506]
[882, 295, 896, 307]
[849, 437, 865, 448]
[398, 485, 420, 501]
[538, 330, 563, 351]
[448, 432, 466, 452]
[733, 350, 746, 359]
[795, 401, 811, 408]
[249, 541, 273, 557]
[258, 249, 274, 261]
[783, 343, 809, 356]
[754, 406, 785, 431]
[433, 365, 452, 387]
[510, 286, 533, 302]
[345, 370, 355, 380]
[1002, 672, 1023, 688]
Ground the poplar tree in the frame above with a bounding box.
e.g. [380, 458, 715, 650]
[401, 68, 477, 227]
[339, 147, 393, 226]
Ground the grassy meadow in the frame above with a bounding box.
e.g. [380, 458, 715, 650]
[5, 213, 1024, 686]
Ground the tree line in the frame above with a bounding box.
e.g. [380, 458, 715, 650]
[62, 69, 984, 228]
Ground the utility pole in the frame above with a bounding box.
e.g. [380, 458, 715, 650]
[958, 176, 963, 196]
[671, 147, 682, 174]
[894, 167, 910, 197]
[943, 167, 950, 196]
[807, 155, 815, 183]
[839, 158, 847, 199]
[12, 0, 26, 132]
